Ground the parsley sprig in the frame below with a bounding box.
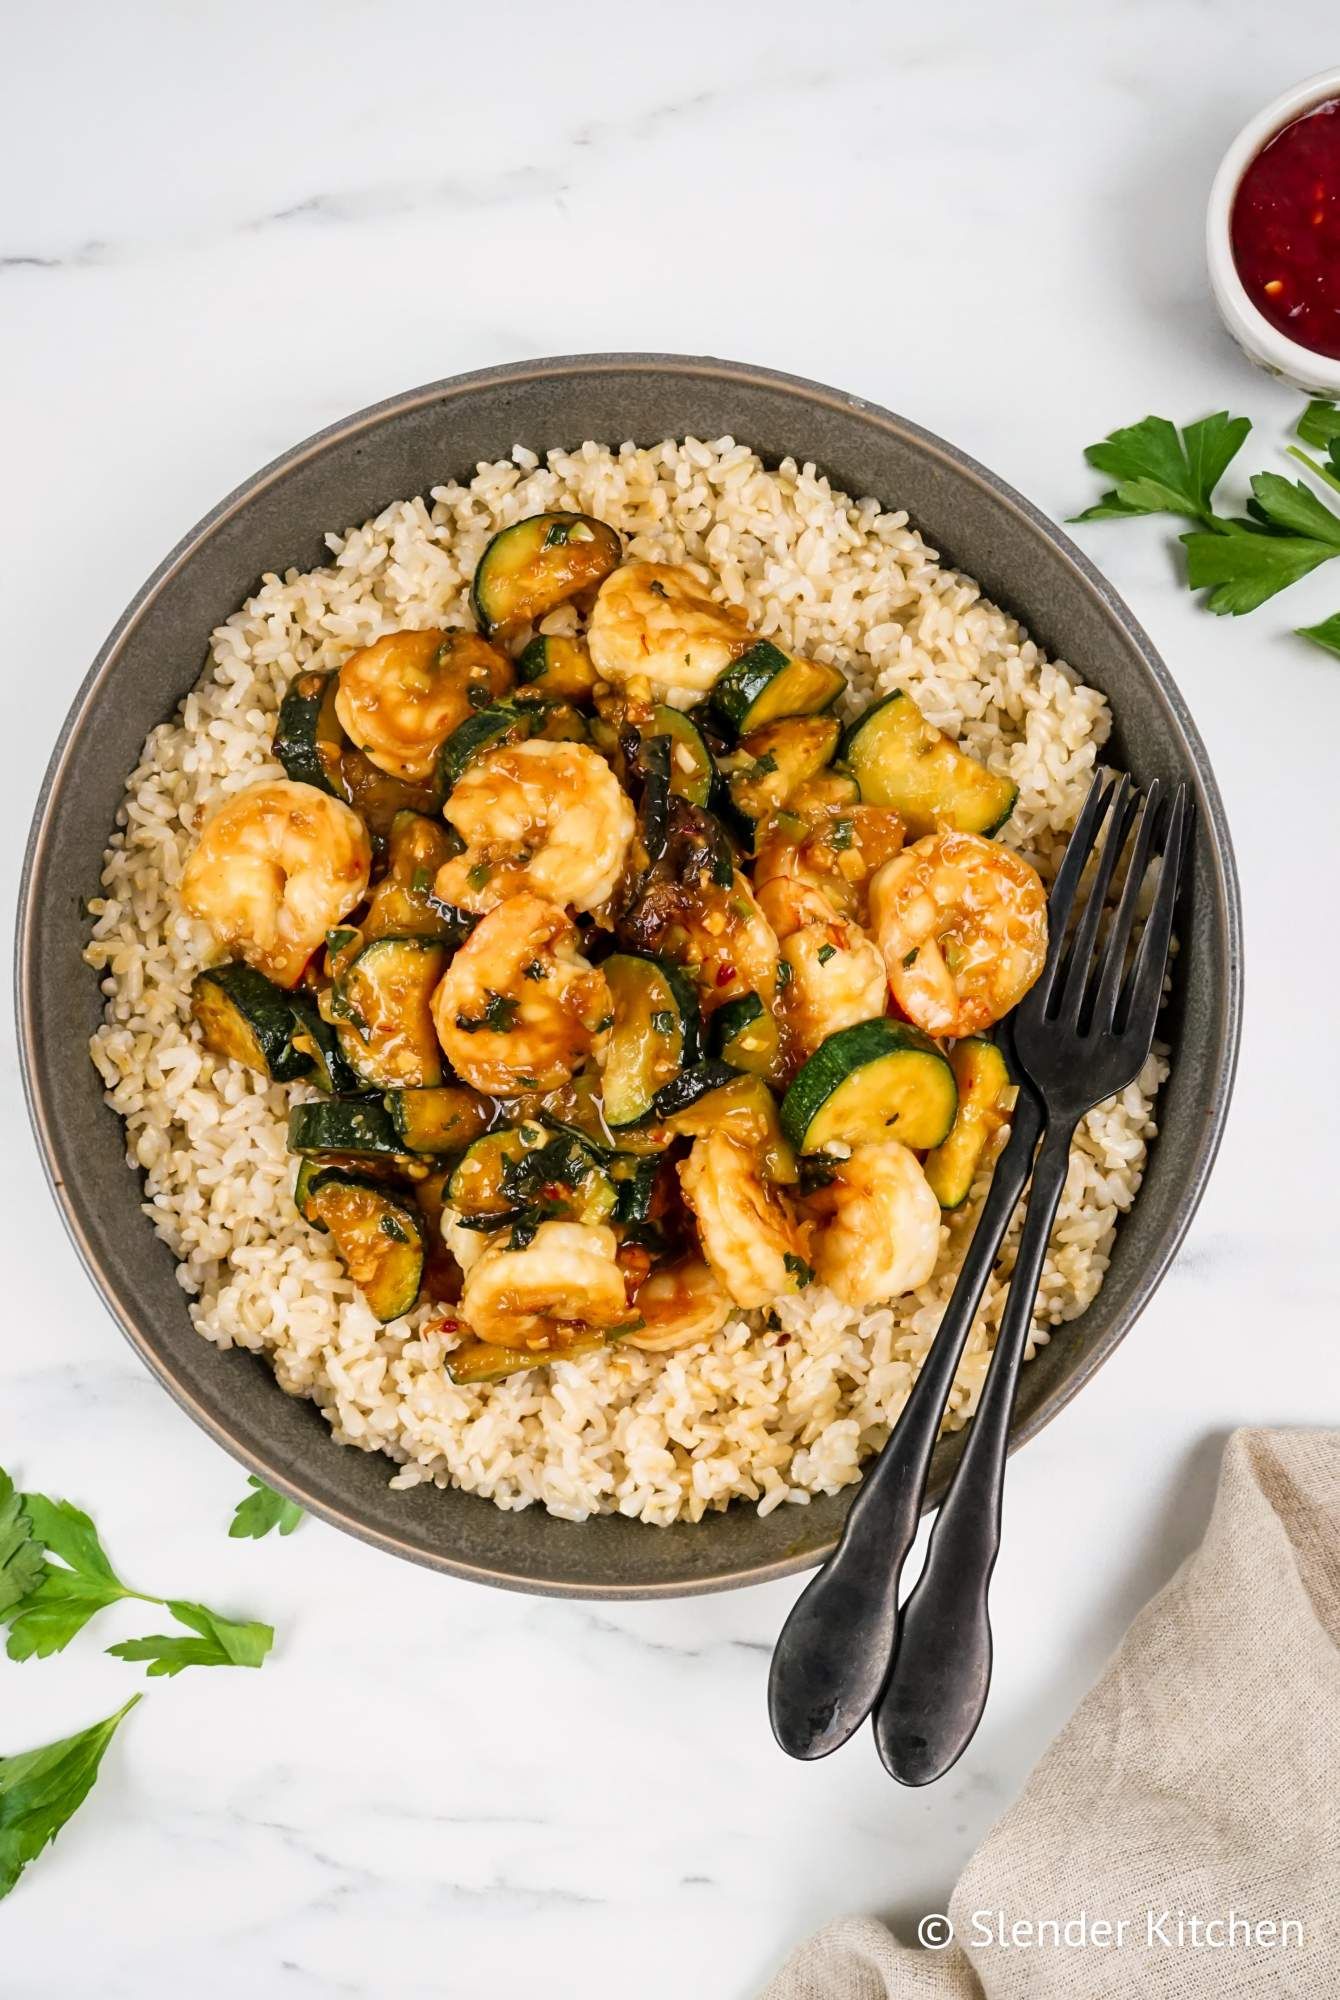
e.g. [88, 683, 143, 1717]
[229, 1477, 304, 1540]
[1072, 403, 1340, 637]
[0, 1466, 273, 1676]
[1070, 411, 1251, 526]
[1, 1697, 141, 1901]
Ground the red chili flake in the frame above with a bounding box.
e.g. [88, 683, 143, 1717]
[715, 962, 736, 986]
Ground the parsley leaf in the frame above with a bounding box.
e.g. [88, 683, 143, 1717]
[816, 943, 837, 966]
[0, 1471, 44, 1617]
[106, 1602, 273, 1679]
[1297, 613, 1340, 660]
[1070, 412, 1251, 525]
[0, 1696, 141, 1902]
[1285, 441, 1340, 503]
[1181, 474, 1340, 615]
[783, 1252, 814, 1289]
[1, 1464, 275, 1676]
[229, 1477, 304, 1540]
[1296, 400, 1340, 450]
[5, 1494, 139, 1662]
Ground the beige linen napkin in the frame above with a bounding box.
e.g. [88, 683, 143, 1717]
[763, 1429, 1340, 1998]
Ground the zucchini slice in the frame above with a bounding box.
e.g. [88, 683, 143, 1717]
[726, 714, 842, 843]
[385, 1086, 494, 1155]
[470, 512, 622, 637]
[332, 936, 449, 1089]
[515, 633, 600, 701]
[363, 812, 463, 942]
[303, 1172, 425, 1322]
[780, 1019, 957, 1153]
[190, 962, 315, 1082]
[288, 1097, 425, 1176]
[649, 705, 715, 807]
[841, 690, 1017, 837]
[294, 1156, 329, 1227]
[436, 694, 588, 796]
[712, 992, 786, 1081]
[600, 954, 703, 1128]
[658, 1066, 798, 1183]
[923, 1038, 1012, 1209]
[711, 640, 846, 737]
[448, 1125, 615, 1227]
[538, 1072, 673, 1158]
[274, 669, 345, 796]
[337, 748, 441, 852]
[287, 998, 361, 1095]
[445, 1330, 611, 1384]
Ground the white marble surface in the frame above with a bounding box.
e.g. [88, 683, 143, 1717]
[2, 4, 1338, 1994]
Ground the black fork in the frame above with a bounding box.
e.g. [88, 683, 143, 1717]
[871, 772, 1190, 1784]
[768, 772, 1190, 1772]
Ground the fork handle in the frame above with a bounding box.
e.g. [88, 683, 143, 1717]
[872, 1118, 1076, 1785]
[767, 1085, 1044, 1761]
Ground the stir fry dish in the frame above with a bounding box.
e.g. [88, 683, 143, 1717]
[180, 511, 1047, 1385]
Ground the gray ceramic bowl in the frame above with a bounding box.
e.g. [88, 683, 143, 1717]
[16, 355, 1242, 1597]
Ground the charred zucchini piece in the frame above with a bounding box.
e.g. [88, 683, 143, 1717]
[601, 954, 703, 1128]
[337, 749, 441, 853]
[923, 1038, 1012, 1209]
[711, 641, 846, 737]
[648, 705, 715, 807]
[470, 512, 622, 637]
[658, 1065, 797, 1182]
[841, 690, 1017, 837]
[726, 714, 843, 845]
[294, 1156, 329, 1226]
[445, 1330, 612, 1384]
[385, 1086, 494, 1155]
[288, 1097, 424, 1176]
[437, 694, 588, 796]
[780, 1018, 957, 1154]
[448, 1126, 546, 1219]
[190, 962, 315, 1082]
[287, 997, 361, 1095]
[274, 669, 345, 796]
[363, 811, 463, 942]
[332, 936, 449, 1089]
[712, 991, 785, 1081]
[538, 1073, 673, 1158]
[304, 1172, 424, 1322]
[515, 633, 600, 701]
[448, 1124, 615, 1226]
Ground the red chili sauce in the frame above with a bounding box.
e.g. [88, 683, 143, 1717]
[1231, 97, 1340, 359]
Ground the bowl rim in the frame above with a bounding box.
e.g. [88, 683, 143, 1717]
[14, 352, 1244, 1595]
[1206, 66, 1340, 394]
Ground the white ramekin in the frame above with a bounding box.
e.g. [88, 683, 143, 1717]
[1207, 66, 1340, 396]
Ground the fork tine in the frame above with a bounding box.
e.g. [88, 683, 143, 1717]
[1031, 771, 1120, 1015]
[1119, 783, 1191, 1038]
[1089, 779, 1163, 1033]
[1055, 774, 1137, 1023]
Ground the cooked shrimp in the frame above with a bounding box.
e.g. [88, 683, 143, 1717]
[586, 560, 750, 705]
[678, 1128, 811, 1309]
[753, 803, 905, 937]
[624, 867, 780, 1013]
[805, 1141, 942, 1306]
[460, 1220, 630, 1347]
[435, 739, 635, 915]
[431, 891, 610, 1095]
[625, 1257, 733, 1353]
[181, 779, 370, 988]
[335, 629, 511, 781]
[779, 917, 888, 1056]
[869, 828, 1048, 1036]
